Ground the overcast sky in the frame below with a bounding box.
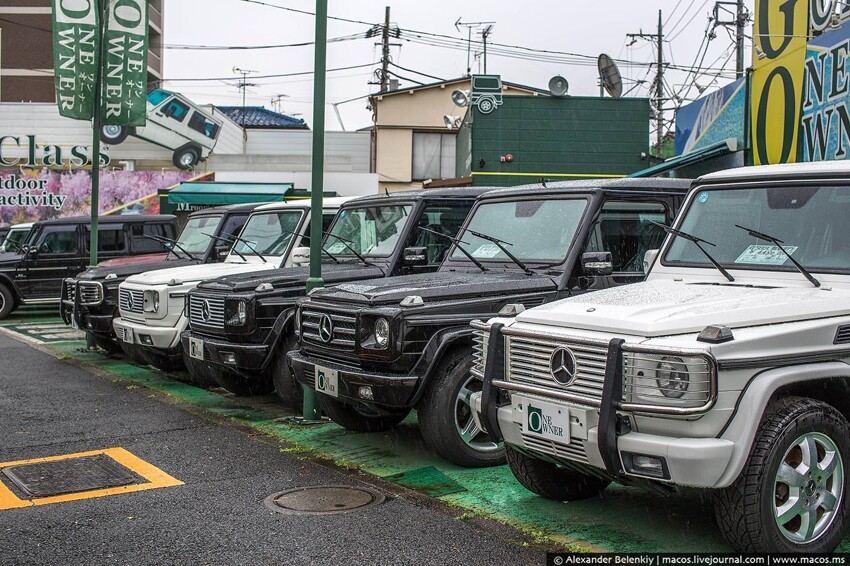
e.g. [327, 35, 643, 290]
[162, 0, 752, 132]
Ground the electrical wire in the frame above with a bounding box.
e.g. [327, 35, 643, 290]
[161, 62, 376, 83]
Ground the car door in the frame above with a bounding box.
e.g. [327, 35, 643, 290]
[25, 224, 83, 299]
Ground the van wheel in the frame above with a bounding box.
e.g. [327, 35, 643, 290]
[0, 284, 14, 320]
[173, 146, 201, 170]
[318, 395, 409, 433]
[506, 445, 610, 500]
[714, 397, 849, 552]
[100, 125, 128, 144]
[214, 368, 274, 396]
[272, 334, 302, 409]
[418, 347, 505, 467]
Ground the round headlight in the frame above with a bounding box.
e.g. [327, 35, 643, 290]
[655, 356, 689, 398]
[374, 317, 390, 348]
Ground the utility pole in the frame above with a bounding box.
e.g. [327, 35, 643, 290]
[380, 6, 390, 91]
[628, 10, 665, 159]
[714, 0, 748, 78]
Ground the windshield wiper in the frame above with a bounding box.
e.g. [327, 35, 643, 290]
[222, 233, 266, 263]
[735, 224, 820, 288]
[651, 221, 735, 282]
[142, 234, 197, 261]
[202, 232, 247, 262]
[418, 226, 486, 272]
[467, 230, 532, 275]
[322, 232, 381, 270]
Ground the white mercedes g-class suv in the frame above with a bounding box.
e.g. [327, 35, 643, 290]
[472, 161, 850, 553]
[113, 197, 349, 371]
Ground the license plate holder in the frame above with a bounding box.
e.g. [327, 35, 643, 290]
[122, 327, 133, 344]
[314, 365, 338, 398]
[188, 337, 204, 361]
[513, 395, 570, 443]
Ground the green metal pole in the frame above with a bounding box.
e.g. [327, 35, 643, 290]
[302, 0, 328, 420]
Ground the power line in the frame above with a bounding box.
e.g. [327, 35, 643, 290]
[161, 62, 376, 83]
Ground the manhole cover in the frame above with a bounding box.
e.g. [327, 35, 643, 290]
[264, 485, 385, 515]
[2, 454, 138, 498]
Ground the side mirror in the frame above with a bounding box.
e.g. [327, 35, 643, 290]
[643, 249, 660, 273]
[213, 244, 229, 261]
[403, 246, 428, 267]
[292, 246, 310, 266]
[582, 251, 613, 276]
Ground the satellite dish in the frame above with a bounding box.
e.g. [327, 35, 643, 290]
[598, 53, 623, 98]
[548, 75, 569, 97]
[451, 89, 469, 108]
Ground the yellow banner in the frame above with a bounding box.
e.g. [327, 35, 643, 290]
[750, 0, 809, 164]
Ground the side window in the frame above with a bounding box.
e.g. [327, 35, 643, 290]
[37, 225, 79, 255]
[187, 112, 220, 139]
[131, 223, 169, 253]
[220, 215, 248, 243]
[410, 203, 473, 264]
[162, 99, 190, 123]
[583, 201, 667, 273]
[322, 212, 336, 233]
[97, 225, 126, 253]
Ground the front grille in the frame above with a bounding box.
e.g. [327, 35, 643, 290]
[118, 288, 144, 315]
[471, 328, 489, 380]
[301, 308, 357, 352]
[64, 280, 76, 302]
[836, 325, 850, 345]
[506, 335, 608, 406]
[189, 296, 225, 329]
[521, 433, 590, 465]
[78, 282, 103, 306]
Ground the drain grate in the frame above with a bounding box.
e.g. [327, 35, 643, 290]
[2, 454, 138, 498]
[264, 485, 385, 515]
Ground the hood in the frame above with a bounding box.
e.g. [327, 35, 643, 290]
[197, 262, 385, 293]
[311, 271, 556, 306]
[516, 280, 850, 337]
[79, 256, 196, 282]
[98, 253, 168, 268]
[124, 260, 275, 287]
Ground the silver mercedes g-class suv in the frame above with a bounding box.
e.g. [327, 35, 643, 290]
[472, 161, 850, 552]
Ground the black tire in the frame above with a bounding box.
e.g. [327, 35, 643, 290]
[100, 125, 128, 144]
[180, 350, 218, 388]
[318, 395, 409, 433]
[271, 334, 303, 409]
[213, 368, 274, 396]
[714, 397, 850, 553]
[506, 445, 610, 501]
[0, 283, 15, 320]
[173, 145, 201, 170]
[418, 347, 505, 468]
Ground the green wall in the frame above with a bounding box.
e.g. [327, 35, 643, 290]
[468, 95, 651, 186]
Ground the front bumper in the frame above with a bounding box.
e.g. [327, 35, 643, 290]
[473, 391, 734, 488]
[180, 330, 271, 376]
[288, 349, 418, 408]
[113, 316, 184, 350]
[61, 301, 116, 337]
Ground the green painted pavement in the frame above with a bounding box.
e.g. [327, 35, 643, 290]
[7, 312, 850, 552]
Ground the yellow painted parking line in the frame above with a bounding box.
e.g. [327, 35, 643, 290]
[0, 448, 183, 510]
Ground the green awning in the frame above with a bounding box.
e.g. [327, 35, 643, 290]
[166, 182, 295, 206]
[628, 139, 737, 178]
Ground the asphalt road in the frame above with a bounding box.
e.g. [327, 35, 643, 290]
[0, 332, 541, 565]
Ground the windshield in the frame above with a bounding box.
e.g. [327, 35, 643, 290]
[1, 228, 30, 253]
[663, 185, 850, 274]
[450, 198, 589, 263]
[170, 215, 222, 258]
[232, 210, 304, 258]
[325, 205, 412, 257]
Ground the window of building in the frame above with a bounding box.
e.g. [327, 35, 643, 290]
[412, 132, 456, 180]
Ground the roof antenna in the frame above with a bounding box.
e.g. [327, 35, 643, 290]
[540, 177, 547, 188]
[384, 187, 390, 196]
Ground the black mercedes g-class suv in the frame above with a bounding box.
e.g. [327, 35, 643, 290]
[182, 187, 490, 402]
[60, 204, 256, 352]
[0, 214, 177, 320]
[289, 178, 690, 467]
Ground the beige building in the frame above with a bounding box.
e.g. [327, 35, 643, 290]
[370, 78, 545, 192]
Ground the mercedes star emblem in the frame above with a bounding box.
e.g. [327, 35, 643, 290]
[201, 300, 211, 323]
[319, 314, 334, 343]
[549, 347, 578, 386]
[126, 293, 134, 311]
